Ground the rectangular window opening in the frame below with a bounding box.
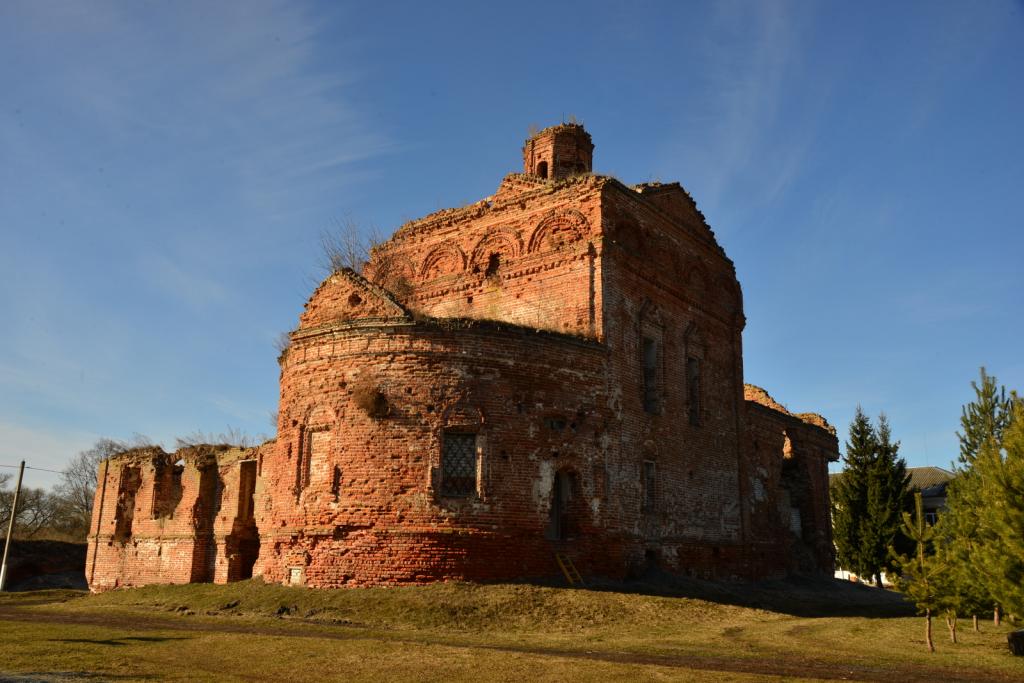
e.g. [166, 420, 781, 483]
[642, 461, 657, 512]
[642, 337, 660, 413]
[687, 356, 702, 426]
[441, 432, 477, 497]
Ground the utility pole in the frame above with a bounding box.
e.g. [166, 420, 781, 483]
[0, 460, 25, 591]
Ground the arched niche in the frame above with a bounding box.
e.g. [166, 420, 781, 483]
[469, 228, 522, 274]
[527, 209, 590, 253]
[420, 241, 467, 279]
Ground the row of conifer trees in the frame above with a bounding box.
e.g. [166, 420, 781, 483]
[832, 369, 1024, 652]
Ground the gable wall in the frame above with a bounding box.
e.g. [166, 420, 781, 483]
[365, 177, 605, 339]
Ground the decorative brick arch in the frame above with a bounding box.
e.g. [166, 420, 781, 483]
[469, 228, 522, 272]
[365, 253, 416, 297]
[303, 404, 336, 427]
[638, 298, 664, 328]
[527, 209, 590, 253]
[683, 320, 705, 352]
[420, 241, 467, 279]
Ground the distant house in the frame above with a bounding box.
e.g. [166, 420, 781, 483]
[829, 465, 955, 583]
[905, 466, 955, 525]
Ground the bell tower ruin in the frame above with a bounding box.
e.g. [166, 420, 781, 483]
[522, 122, 594, 180]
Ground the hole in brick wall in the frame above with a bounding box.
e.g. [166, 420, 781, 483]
[226, 460, 260, 582]
[484, 253, 501, 278]
[544, 416, 567, 431]
[113, 466, 142, 541]
[152, 459, 185, 519]
[426, 404, 435, 413]
[644, 549, 659, 570]
[537, 160, 548, 179]
[348, 292, 362, 307]
[190, 465, 223, 583]
[331, 465, 342, 500]
[405, 387, 413, 394]
[352, 375, 390, 418]
[466, 295, 473, 304]
[501, 450, 509, 461]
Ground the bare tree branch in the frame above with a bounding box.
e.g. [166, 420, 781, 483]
[319, 214, 382, 275]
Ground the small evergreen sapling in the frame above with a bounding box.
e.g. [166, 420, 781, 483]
[891, 492, 944, 653]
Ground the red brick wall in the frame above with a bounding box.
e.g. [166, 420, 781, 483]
[743, 385, 840, 575]
[366, 174, 606, 339]
[87, 445, 263, 591]
[259, 307, 626, 586]
[593, 180, 751, 577]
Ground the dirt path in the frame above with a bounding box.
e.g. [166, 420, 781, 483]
[0, 606, 1013, 683]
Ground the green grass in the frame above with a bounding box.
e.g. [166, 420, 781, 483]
[0, 580, 1021, 681]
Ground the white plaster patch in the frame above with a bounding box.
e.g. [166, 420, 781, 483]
[532, 459, 555, 512]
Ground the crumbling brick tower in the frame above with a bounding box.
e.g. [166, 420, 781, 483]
[86, 123, 838, 592]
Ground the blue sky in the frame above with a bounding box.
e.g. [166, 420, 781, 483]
[2, 1, 1022, 489]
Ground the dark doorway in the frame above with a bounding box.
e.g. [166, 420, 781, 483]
[545, 470, 575, 540]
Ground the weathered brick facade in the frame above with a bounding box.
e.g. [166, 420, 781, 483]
[87, 123, 839, 591]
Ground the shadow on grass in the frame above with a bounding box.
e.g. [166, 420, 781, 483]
[4, 673, 160, 682]
[49, 635, 192, 647]
[544, 571, 916, 619]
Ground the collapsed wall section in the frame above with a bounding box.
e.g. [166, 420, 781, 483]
[86, 443, 269, 592]
[742, 385, 840, 576]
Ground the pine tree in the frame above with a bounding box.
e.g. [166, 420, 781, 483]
[945, 369, 1016, 624]
[934, 472, 991, 630]
[956, 367, 1012, 468]
[891, 492, 943, 652]
[832, 407, 876, 579]
[860, 414, 911, 585]
[973, 400, 1024, 617]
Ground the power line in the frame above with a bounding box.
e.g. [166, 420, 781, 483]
[0, 464, 63, 474]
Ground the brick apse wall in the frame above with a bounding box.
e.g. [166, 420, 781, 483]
[87, 123, 839, 591]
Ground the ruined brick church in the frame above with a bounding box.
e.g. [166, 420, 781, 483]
[87, 123, 839, 591]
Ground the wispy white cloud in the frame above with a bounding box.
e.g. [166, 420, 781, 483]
[687, 1, 802, 213]
[5, 0, 392, 236]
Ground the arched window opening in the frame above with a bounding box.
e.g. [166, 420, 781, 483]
[537, 161, 548, 179]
